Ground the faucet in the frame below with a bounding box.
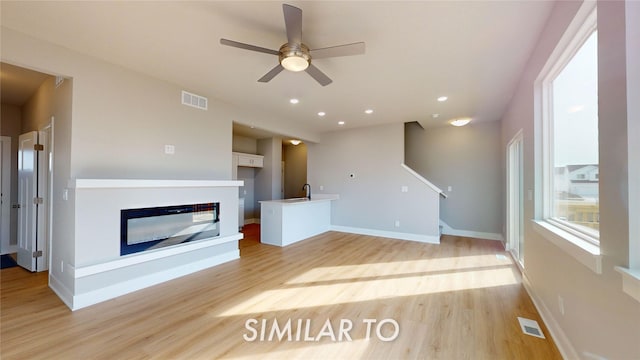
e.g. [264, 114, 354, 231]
[302, 183, 311, 200]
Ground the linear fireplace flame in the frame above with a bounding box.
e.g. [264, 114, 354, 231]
[120, 203, 220, 255]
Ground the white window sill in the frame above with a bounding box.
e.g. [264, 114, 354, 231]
[532, 220, 602, 274]
[615, 267, 640, 303]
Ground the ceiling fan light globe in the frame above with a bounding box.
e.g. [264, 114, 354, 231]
[281, 56, 309, 72]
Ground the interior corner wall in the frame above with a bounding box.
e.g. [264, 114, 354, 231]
[405, 121, 503, 236]
[500, 0, 640, 358]
[0, 104, 22, 246]
[22, 76, 55, 132]
[307, 123, 439, 238]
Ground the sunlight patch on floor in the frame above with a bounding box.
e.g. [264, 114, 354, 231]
[215, 267, 518, 317]
[225, 338, 370, 360]
[285, 254, 513, 284]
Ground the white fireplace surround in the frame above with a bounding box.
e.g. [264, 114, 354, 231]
[52, 179, 244, 310]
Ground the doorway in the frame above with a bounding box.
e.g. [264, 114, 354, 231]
[17, 123, 52, 272]
[1, 136, 13, 254]
[507, 130, 524, 266]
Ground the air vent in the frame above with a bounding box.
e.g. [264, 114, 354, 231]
[517, 317, 545, 339]
[181, 90, 208, 110]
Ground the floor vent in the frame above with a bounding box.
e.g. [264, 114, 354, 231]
[181, 90, 208, 110]
[517, 317, 545, 338]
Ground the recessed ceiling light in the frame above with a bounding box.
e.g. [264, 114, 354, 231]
[289, 98, 299, 104]
[365, 109, 374, 114]
[290, 140, 302, 145]
[432, 114, 440, 118]
[318, 111, 326, 117]
[450, 118, 471, 127]
[437, 96, 448, 102]
[338, 121, 345, 125]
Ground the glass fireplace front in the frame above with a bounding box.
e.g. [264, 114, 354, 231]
[120, 202, 220, 255]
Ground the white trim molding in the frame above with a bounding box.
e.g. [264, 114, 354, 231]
[400, 163, 446, 197]
[71, 250, 239, 310]
[440, 220, 504, 241]
[70, 179, 244, 189]
[615, 267, 640, 303]
[522, 273, 580, 360]
[331, 226, 440, 244]
[533, 220, 602, 274]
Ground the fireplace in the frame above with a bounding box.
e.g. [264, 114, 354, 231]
[120, 202, 220, 255]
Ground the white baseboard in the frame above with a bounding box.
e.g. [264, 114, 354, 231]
[440, 220, 504, 241]
[49, 274, 74, 310]
[1, 245, 18, 255]
[70, 250, 239, 311]
[522, 273, 579, 360]
[331, 225, 440, 244]
[244, 218, 260, 225]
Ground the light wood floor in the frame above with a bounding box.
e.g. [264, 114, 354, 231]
[1, 226, 561, 359]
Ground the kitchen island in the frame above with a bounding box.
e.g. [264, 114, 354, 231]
[259, 195, 338, 247]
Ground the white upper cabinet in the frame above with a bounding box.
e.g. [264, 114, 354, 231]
[233, 152, 264, 168]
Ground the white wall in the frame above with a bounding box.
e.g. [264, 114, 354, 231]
[405, 121, 503, 238]
[308, 123, 440, 241]
[0, 27, 247, 305]
[500, 1, 640, 358]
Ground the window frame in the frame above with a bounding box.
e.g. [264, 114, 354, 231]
[533, 1, 602, 274]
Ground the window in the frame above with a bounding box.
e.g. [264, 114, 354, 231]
[540, 8, 599, 246]
[533, 2, 602, 273]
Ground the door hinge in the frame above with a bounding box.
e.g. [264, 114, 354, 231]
[32, 250, 43, 258]
[33, 197, 44, 205]
[34, 144, 44, 151]
[12, 204, 20, 209]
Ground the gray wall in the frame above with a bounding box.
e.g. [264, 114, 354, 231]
[283, 143, 307, 199]
[308, 123, 439, 238]
[500, 0, 639, 358]
[405, 121, 503, 236]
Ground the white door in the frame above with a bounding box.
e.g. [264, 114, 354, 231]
[17, 131, 40, 271]
[506, 130, 524, 266]
[1, 136, 12, 255]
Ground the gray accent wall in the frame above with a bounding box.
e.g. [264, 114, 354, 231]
[405, 121, 503, 236]
[500, 1, 639, 358]
[283, 143, 307, 199]
[308, 123, 439, 238]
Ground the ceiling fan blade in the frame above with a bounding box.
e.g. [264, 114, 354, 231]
[310, 42, 366, 59]
[258, 64, 285, 83]
[220, 38, 279, 56]
[305, 64, 332, 86]
[283, 4, 303, 45]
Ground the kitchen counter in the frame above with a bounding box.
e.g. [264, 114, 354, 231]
[259, 195, 338, 246]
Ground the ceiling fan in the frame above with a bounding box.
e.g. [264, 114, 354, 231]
[220, 4, 365, 86]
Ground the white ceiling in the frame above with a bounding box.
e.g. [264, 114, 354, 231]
[0, 1, 554, 136]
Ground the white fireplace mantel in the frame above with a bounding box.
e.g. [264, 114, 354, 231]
[55, 178, 244, 311]
[70, 179, 244, 189]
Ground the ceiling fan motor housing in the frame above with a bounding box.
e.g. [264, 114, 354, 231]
[279, 43, 311, 71]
